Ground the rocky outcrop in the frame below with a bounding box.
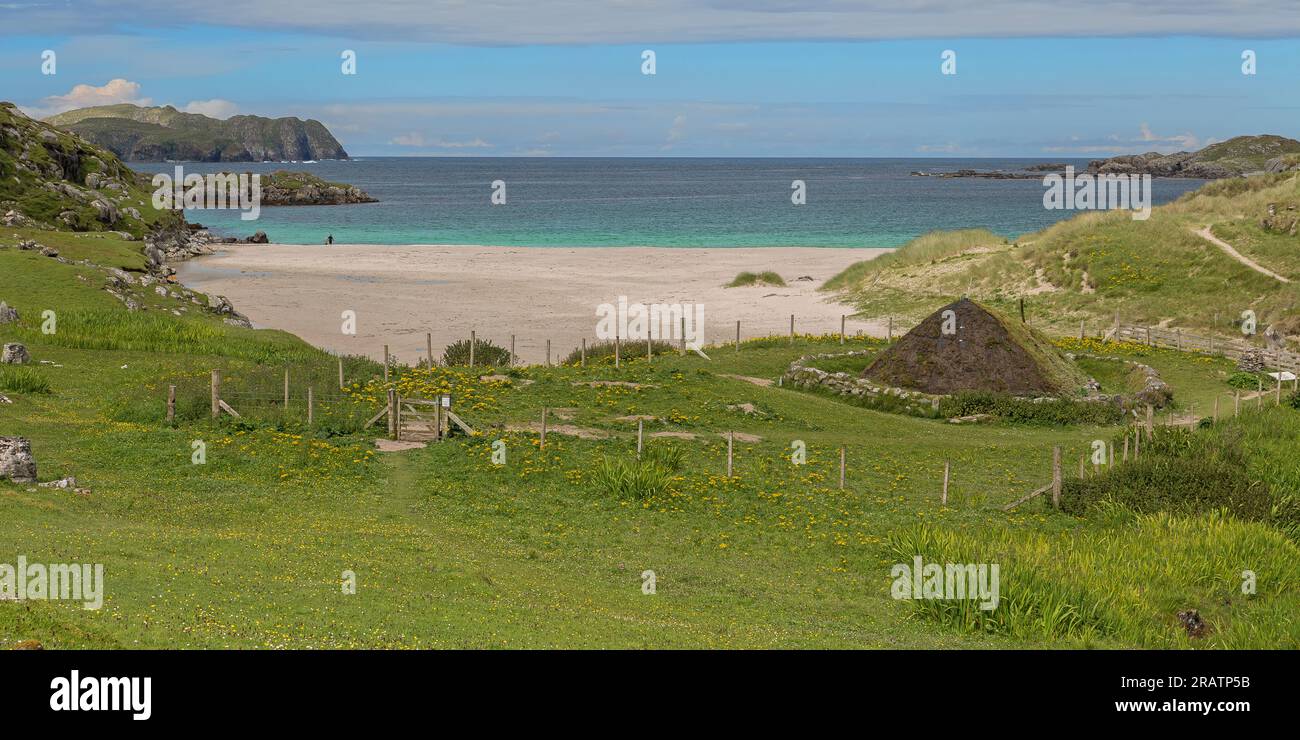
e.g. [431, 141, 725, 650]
[0, 436, 37, 483]
[209, 295, 252, 328]
[0, 102, 180, 238]
[1086, 135, 1300, 179]
[235, 170, 377, 206]
[0, 302, 17, 324]
[1261, 203, 1299, 236]
[1, 343, 31, 364]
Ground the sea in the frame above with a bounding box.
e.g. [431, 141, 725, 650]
[133, 158, 1208, 247]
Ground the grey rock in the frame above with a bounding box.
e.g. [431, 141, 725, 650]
[1, 342, 31, 364]
[0, 436, 37, 483]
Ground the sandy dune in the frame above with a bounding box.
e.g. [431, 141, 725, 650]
[176, 243, 889, 364]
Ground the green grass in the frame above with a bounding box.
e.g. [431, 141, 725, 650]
[886, 511, 1299, 648]
[0, 365, 50, 394]
[727, 270, 786, 287]
[825, 175, 1300, 341]
[2, 207, 1299, 648]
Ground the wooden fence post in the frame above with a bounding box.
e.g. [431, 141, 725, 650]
[735, 320, 740, 353]
[1145, 404, 1154, 438]
[338, 357, 344, 390]
[469, 330, 476, 367]
[615, 335, 620, 368]
[840, 315, 846, 345]
[637, 419, 644, 459]
[726, 432, 734, 478]
[646, 336, 652, 363]
[383, 345, 390, 382]
[789, 314, 795, 345]
[510, 334, 516, 366]
[427, 332, 434, 368]
[167, 384, 176, 423]
[1134, 426, 1140, 458]
[680, 317, 686, 355]
[283, 368, 289, 407]
[941, 461, 950, 505]
[1277, 375, 1282, 406]
[386, 388, 396, 439]
[540, 407, 547, 450]
[1052, 446, 1062, 508]
[581, 338, 586, 367]
[307, 386, 314, 426]
[210, 370, 220, 419]
[1122, 435, 1129, 462]
[1213, 396, 1219, 422]
[839, 447, 846, 490]
[546, 339, 551, 367]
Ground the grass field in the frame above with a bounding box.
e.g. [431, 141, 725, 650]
[3, 225, 1298, 649]
[826, 172, 1300, 338]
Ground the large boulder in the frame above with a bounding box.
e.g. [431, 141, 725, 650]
[0, 302, 17, 323]
[1, 343, 31, 364]
[0, 437, 37, 483]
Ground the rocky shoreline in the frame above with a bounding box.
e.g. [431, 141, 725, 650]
[912, 134, 1300, 180]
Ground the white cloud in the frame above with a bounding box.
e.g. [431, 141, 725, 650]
[182, 98, 240, 119]
[662, 115, 687, 151]
[23, 78, 151, 118]
[389, 132, 492, 149]
[1043, 124, 1205, 155]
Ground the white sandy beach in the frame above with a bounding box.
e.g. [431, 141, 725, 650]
[176, 243, 889, 364]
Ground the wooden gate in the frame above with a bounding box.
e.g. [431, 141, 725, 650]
[380, 395, 477, 441]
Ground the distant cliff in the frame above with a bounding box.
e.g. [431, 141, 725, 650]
[44, 104, 348, 163]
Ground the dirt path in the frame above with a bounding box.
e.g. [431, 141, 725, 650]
[1193, 226, 1292, 283]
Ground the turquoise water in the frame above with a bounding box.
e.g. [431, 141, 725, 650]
[135, 158, 1208, 247]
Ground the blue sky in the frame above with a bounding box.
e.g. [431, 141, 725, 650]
[2, 2, 1298, 156]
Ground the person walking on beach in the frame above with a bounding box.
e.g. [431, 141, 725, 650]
[327, 234, 334, 245]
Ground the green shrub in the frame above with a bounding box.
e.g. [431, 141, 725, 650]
[590, 455, 673, 499]
[442, 338, 511, 366]
[727, 270, 785, 287]
[1061, 427, 1275, 523]
[643, 442, 684, 472]
[1226, 371, 1263, 390]
[0, 365, 50, 394]
[940, 391, 1123, 426]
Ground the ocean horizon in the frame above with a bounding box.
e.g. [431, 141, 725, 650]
[136, 157, 1208, 247]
